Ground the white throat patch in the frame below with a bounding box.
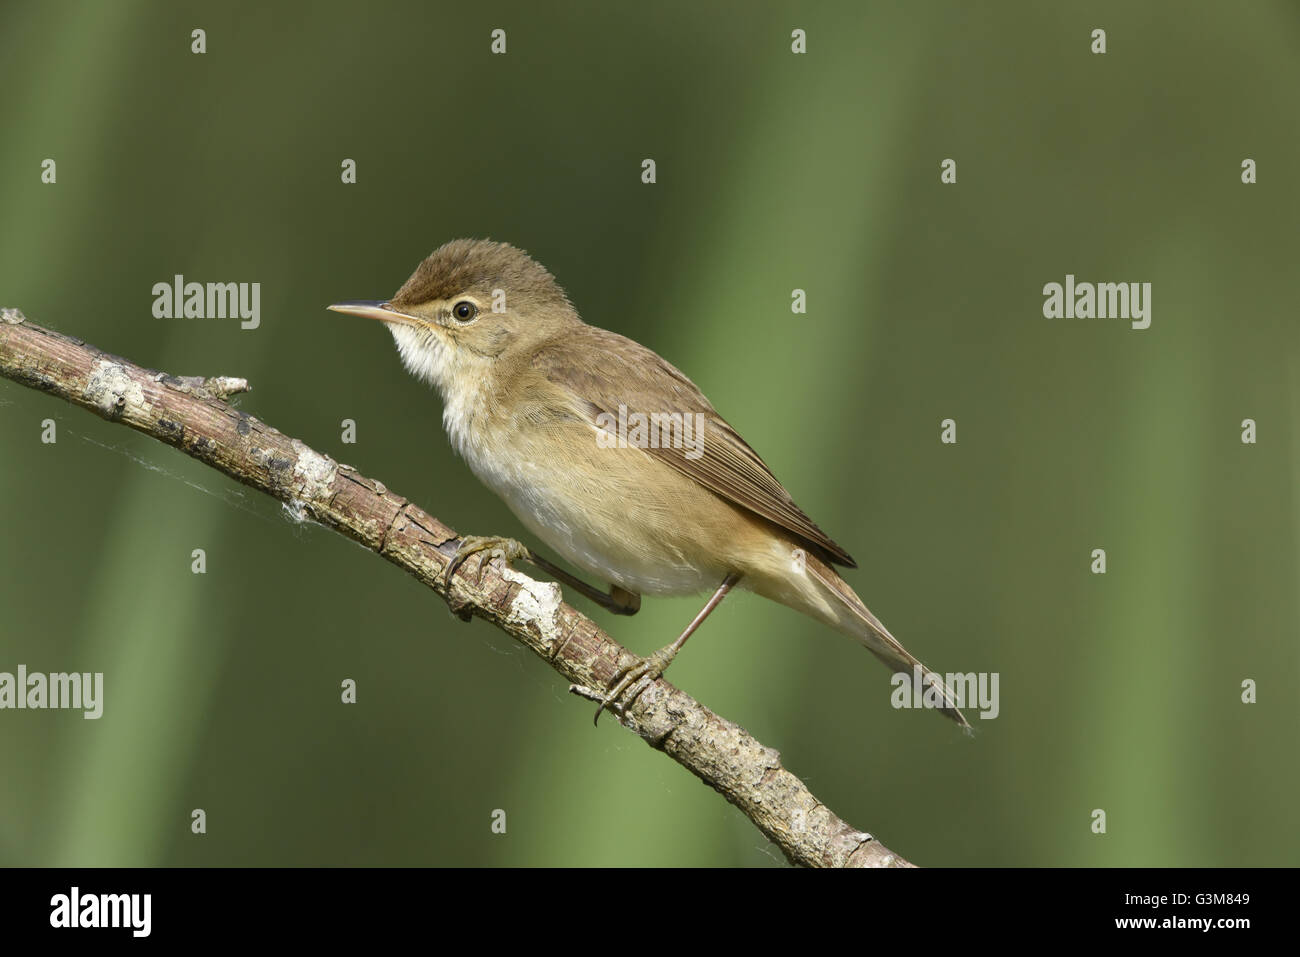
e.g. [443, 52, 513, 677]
[387, 322, 447, 391]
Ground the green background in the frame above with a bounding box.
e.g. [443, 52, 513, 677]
[1, 0, 1296, 867]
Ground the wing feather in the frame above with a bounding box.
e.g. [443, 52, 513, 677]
[531, 326, 857, 568]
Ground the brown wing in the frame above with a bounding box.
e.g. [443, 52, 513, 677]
[531, 325, 857, 568]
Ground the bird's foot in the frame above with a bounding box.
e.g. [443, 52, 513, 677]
[593, 645, 678, 726]
[445, 535, 532, 587]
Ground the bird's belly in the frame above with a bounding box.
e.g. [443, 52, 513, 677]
[460, 438, 725, 597]
[512, 495, 713, 596]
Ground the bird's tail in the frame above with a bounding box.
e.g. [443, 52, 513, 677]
[750, 547, 971, 730]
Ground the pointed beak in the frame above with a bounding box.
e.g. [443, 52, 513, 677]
[326, 300, 421, 326]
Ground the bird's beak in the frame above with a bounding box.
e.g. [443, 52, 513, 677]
[326, 300, 422, 327]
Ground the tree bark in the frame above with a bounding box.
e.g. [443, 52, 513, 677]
[0, 307, 914, 868]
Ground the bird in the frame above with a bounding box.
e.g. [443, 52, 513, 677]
[328, 239, 967, 729]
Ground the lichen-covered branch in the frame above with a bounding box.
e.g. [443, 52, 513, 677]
[0, 307, 913, 868]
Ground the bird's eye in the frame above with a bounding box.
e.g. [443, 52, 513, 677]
[452, 300, 477, 322]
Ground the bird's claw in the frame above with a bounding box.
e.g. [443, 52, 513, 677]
[444, 535, 532, 587]
[593, 647, 675, 726]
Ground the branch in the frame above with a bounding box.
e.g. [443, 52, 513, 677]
[0, 307, 913, 868]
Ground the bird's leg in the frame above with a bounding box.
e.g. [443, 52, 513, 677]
[594, 572, 743, 725]
[444, 535, 641, 615]
[527, 551, 641, 616]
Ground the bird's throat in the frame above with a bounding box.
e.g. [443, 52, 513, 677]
[387, 322, 452, 393]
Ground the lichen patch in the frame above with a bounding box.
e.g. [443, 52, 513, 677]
[500, 565, 563, 648]
[83, 360, 147, 418]
[292, 443, 337, 500]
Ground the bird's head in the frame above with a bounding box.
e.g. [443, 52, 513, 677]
[328, 238, 578, 393]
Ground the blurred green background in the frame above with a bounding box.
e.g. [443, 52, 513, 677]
[1, 0, 1297, 867]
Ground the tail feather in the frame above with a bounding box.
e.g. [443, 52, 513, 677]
[799, 554, 970, 730]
